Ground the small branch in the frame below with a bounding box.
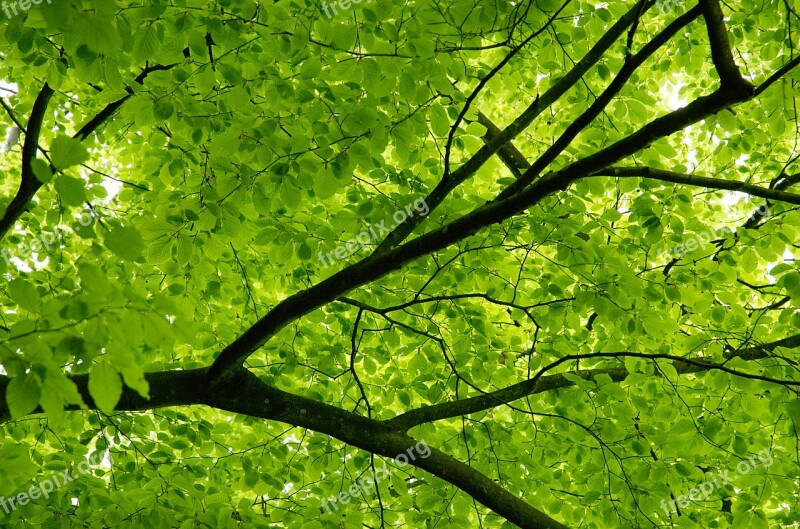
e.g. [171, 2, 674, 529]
[753, 55, 800, 97]
[349, 309, 372, 417]
[594, 166, 800, 205]
[74, 63, 177, 141]
[388, 334, 800, 431]
[80, 163, 150, 191]
[0, 97, 27, 133]
[476, 111, 530, 178]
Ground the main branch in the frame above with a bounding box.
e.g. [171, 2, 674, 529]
[0, 366, 568, 529]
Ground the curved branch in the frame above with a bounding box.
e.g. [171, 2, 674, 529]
[209, 369, 568, 529]
[387, 333, 800, 431]
[0, 83, 54, 242]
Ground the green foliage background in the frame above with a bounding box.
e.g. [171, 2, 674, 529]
[0, 0, 799, 527]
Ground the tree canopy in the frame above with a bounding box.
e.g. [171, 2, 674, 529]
[1, 0, 800, 528]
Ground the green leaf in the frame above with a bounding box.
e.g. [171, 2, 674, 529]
[30, 158, 53, 183]
[133, 24, 161, 62]
[153, 99, 175, 121]
[104, 226, 145, 260]
[8, 279, 40, 311]
[787, 398, 800, 435]
[782, 271, 800, 300]
[6, 373, 41, 418]
[297, 243, 313, 260]
[78, 263, 113, 294]
[50, 135, 89, 170]
[731, 435, 747, 456]
[428, 104, 450, 136]
[54, 174, 87, 206]
[732, 511, 768, 529]
[88, 362, 123, 414]
[279, 178, 302, 208]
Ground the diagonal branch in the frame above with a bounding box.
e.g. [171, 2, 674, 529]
[207, 15, 800, 395]
[476, 111, 530, 178]
[0, 96, 26, 133]
[207, 53, 800, 386]
[73, 63, 176, 141]
[387, 333, 800, 431]
[753, 55, 800, 97]
[374, 2, 651, 254]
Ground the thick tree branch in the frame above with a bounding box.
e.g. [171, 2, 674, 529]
[207, 54, 798, 386]
[208, 10, 665, 383]
[7, 337, 799, 525]
[699, 0, 754, 93]
[388, 333, 800, 431]
[209, 369, 568, 529]
[0, 368, 209, 421]
[0, 366, 568, 529]
[774, 171, 800, 191]
[543, 90, 740, 185]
